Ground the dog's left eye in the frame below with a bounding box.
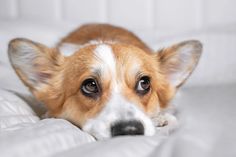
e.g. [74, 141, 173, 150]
[136, 76, 151, 95]
[81, 78, 100, 98]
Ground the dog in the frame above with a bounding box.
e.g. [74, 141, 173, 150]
[8, 24, 202, 140]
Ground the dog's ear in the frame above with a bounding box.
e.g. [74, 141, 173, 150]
[8, 38, 63, 92]
[156, 40, 202, 88]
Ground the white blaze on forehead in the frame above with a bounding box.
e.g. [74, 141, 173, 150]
[59, 40, 118, 57]
[93, 44, 116, 76]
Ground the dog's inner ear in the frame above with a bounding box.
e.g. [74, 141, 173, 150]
[157, 40, 202, 88]
[8, 38, 63, 91]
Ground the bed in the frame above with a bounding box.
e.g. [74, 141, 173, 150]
[0, 22, 236, 157]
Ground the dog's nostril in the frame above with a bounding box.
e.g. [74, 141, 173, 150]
[111, 120, 144, 137]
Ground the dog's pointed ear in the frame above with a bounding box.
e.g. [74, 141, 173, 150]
[8, 38, 64, 92]
[156, 40, 202, 88]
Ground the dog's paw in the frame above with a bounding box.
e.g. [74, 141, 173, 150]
[152, 113, 178, 135]
[41, 111, 50, 119]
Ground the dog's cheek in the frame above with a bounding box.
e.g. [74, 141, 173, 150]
[54, 97, 85, 127]
[58, 94, 105, 128]
[144, 92, 161, 114]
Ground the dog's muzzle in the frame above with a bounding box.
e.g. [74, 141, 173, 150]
[111, 120, 144, 137]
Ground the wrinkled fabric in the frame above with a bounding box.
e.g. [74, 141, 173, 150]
[1, 85, 236, 157]
[0, 90, 95, 157]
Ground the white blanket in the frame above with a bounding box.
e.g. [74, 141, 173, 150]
[0, 90, 95, 157]
[1, 84, 236, 157]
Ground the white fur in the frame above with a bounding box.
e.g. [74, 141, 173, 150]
[59, 40, 117, 57]
[93, 44, 116, 77]
[8, 42, 44, 90]
[155, 113, 178, 135]
[83, 93, 156, 140]
[169, 45, 195, 87]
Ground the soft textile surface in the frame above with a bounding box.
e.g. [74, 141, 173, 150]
[0, 90, 95, 157]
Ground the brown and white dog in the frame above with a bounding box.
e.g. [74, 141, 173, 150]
[8, 24, 202, 140]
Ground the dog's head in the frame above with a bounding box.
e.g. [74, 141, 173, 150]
[8, 38, 202, 139]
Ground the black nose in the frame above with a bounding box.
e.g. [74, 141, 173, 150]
[111, 120, 144, 137]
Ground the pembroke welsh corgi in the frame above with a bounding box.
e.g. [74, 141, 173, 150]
[8, 24, 202, 140]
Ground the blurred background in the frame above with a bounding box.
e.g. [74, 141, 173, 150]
[0, 0, 236, 88]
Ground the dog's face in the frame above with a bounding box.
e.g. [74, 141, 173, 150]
[8, 39, 202, 140]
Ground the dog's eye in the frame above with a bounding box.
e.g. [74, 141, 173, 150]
[81, 78, 100, 98]
[136, 76, 150, 95]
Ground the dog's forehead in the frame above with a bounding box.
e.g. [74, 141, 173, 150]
[64, 43, 155, 84]
[92, 44, 117, 76]
[91, 44, 146, 78]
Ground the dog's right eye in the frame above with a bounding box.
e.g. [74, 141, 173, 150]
[135, 76, 151, 95]
[81, 78, 100, 98]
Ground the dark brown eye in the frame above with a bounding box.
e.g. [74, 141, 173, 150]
[81, 78, 100, 98]
[136, 76, 150, 95]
